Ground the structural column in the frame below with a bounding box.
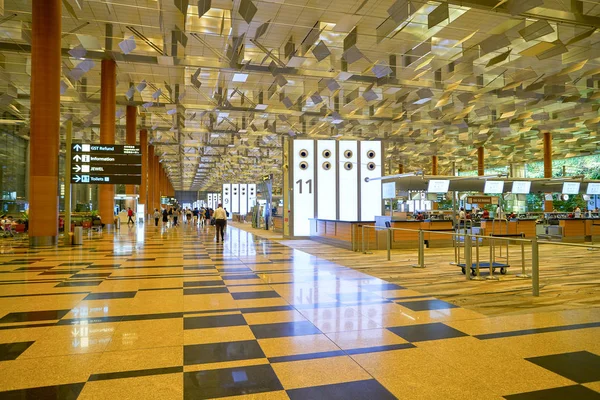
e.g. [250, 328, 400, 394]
[543, 131, 553, 212]
[154, 155, 160, 210]
[147, 144, 154, 212]
[99, 58, 116, 228]
[431, 156, 438, 175]
[398, 164, 404, 174]
[125, 105, 137, 196]
[29, 0, 61, 247]
[140, 129, 148, 207]
[477, 147, 484, 176]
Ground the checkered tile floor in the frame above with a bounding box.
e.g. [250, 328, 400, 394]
[0, 222, 599, 399]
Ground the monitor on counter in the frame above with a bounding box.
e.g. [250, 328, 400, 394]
[484, 180, 504, 194]
[586, 182, 600, 195]
[382, 182, 396, 199]
[511, 181, 531, 194]
[427, 179, 450, 193]
[562, 182, 580, 194]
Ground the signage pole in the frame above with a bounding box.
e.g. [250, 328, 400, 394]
[64, 120, 73, 245]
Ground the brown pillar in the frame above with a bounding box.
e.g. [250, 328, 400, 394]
[125, 105, 137, 195]
[398, 164, 404, 174]
[543, 131, 553, 212]
[147, 145, 154, 212]
[29, 0, 61, 247]
[431, 156, 438, 175]
[477, 147, 484, 176]
[99, 59, 116, 227]
[140, 130, 148, 211]
[154, 156, 160, 210]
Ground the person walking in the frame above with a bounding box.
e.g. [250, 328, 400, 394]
[162, 208, 168, 227]
[127, 207, 134, 225]
[173, 208, 180, 226]
[193, 208, 199, 225]
[214, 203, 227, 243]
[153, 209, 160, 227]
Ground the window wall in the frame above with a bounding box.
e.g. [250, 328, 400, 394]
[0, 127, 28, 215]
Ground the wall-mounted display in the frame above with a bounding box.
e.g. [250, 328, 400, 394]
[562, 182, 580, 194]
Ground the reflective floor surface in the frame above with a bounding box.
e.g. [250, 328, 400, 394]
[0, 222, 599, 399]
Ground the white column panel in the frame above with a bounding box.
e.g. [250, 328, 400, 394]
[248, 184, 256, 211]
[231, 184, 240, 213]
[292, 139, 315, 236]
[217, 193, 222, 206]
[239, 184, 248, 215]
[317, 140, 337, 220]
[338, 140, 358, 221]
[360, 141, 382, 221]
[208, 193, 213, 209]
[222, 184, 231, 216]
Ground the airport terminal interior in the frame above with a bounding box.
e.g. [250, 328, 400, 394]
[1, 0, 600, 399]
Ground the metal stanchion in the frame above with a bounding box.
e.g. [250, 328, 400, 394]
[516, 239, 530, 278]
[472, 235, 485, 280]
[464, 234, 472, 281]
[412, 229, 425, 268]
[532, 237, 539, 296]
[487, 237, 499, 281]
[589, 224, 599, 251]
[387, 228, 391, 261]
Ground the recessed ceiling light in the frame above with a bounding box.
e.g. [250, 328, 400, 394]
[255, 104, 268, 110]
[232, 73, 248, 82]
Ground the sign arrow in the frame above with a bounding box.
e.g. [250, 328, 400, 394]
[73, 155, 82, 162]
[73, 175, 81, 182]
[72, 165, 81, 172]
[73, 144, 82, 151]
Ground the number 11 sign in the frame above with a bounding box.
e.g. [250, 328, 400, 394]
[293, 140, 315, 236]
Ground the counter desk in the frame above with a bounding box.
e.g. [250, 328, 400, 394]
[309, 219, 375, 251]
[272, 215, 283, 233]
[479, 219, 537, 238]
[378, 218, 454, 249]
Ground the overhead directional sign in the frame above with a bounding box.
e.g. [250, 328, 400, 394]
[70, 143, 142, 185]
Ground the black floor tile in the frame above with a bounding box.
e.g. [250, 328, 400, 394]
[250, 321, 320, 339]
[183, 280, 224, 287]
[184, 287, 229, 295]
[55, 280, 103, 287]
[287, 379, 397, 400]
[183, 266, 216, 271]
[183, 364, 282, 399]
[184, 340, 265, 365]
[72, 273, 112, 279]
[222, 274, 259, 280]
[387, 323, 468, 342]
[0, 382, 85, 400]
[240, 305, 294, 314]
[503, 385, 600, 400]
[526, 351, 600, 383]
[231, 291, 280, 300]
[397, 299, 459, 311]
[37, 270, 80, 276]
[0, 309, 71, 323]
[14, 266, 51, 271]
[89, 366, 183, 381]
[59, 262, 93, 266]
[217, 267, 252, 273]
[475, 322, 600, 340]
[0, 341, 34, 361]
[86, 264, 121, 269]
[83, 291, 137, 300]
[184, 314, 247, 330]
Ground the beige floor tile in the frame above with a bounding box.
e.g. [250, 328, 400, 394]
[311, 316, 382, 333]
[258, 334, 339, 357]
[20, 323, 117, 358]
[271, 356, 371, 390]
[0, 353, 101, 390]
[78, 373, 183, 400]
[0, 325, 52, 343]
[184, 358, 269, 372]
[209, 390, 290, 400]
[584, 381, 600, 393]
[105, 319, 183, 351]
[327, 328, 408, 350]
[93, 346, 183, 374]
[234, 298, 290, 309]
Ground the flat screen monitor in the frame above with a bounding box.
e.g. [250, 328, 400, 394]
[562, 182, 580, 194]
[586, 182, 600, 195]
[427, 179, 450, 193]
[511, 181, 531, 194]
[484, 181, 504, 194]
[382, 182, 396, 199]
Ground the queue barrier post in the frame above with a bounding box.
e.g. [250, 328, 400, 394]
[464, 234, 472, 281]
[412, 229, 426, 269]
[386, 228, 391, 261]
[517, 235, 531, 278]
[472, 235, 485, 281]
[532, 237, 540, 296]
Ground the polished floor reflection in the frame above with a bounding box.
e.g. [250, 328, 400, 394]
[0, 222, 599, 399]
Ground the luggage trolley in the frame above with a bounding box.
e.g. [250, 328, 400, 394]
[458, 218, 513, 277]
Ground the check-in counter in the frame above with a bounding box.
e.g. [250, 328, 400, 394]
[585, 219, 600, 240]
[272, 215, 283, 233]
[309, 219, 375, 251]
[559, 219, 587, 242]
[480, 219, 537, 238]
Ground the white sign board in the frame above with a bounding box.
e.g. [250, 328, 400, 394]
[382, 182, 396, 199]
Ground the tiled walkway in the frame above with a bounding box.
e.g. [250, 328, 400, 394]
[0, 222, 599, 399]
